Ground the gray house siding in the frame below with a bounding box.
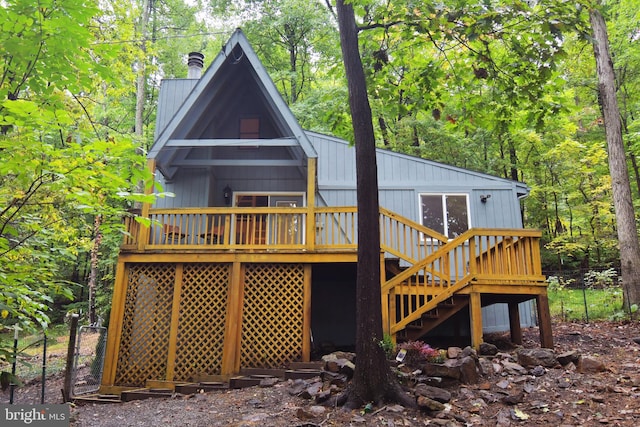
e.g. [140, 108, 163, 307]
[483, 303, 537, 334]
[308, 131, 526, 230]
[154, 169, 210, 209]
[153, 170, 306, 209]
[154, 79, 198, 140]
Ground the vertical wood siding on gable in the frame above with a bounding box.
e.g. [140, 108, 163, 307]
[153, 169, 210, 208]
[309, 134, 356, 186]
[155, 80, 199, 139]
[310, 132, 509, 189]
[470, 190, 523, 229]
[378, 189, 416, 220]
[309, 132, 523, 229]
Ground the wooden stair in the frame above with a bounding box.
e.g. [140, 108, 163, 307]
[381, 223, 552, 349]
[398, 295, 469, 342]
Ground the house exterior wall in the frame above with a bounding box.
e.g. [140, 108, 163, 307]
[308, 131, 526, 230]
[153, 169, 211, 208]
[103, 32, 549, 391]
[482, 302, 537, 334]
[154, 79, 198, 140]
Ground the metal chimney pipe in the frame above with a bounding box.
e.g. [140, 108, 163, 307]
[187, 52, 204, 79]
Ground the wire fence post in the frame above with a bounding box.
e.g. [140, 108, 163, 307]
[41, 331, 47, 404]
[9, 325, 19, 404]
[62, 314, 80, 403]
[582, 279, 589, 322]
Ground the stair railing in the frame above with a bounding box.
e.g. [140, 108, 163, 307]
[378, 207, 448, 265]
[380, 225, 545, 336]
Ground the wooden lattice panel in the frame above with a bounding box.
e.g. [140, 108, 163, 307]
[114, 263, 175, 386]
[174, 263, 230, 380]
[240, 264, 305, 368]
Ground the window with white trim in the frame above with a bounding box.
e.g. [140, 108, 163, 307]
[420, 193, 470, 238]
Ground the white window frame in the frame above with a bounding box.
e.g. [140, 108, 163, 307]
[419, 193, 471, 239]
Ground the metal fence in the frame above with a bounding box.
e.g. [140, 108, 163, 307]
[545, 268, 630, 321]
[71, 325, 107, 396]
[1, 324, 108, 404]
[0, 329, 51, 404]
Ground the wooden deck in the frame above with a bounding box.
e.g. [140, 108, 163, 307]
[101, 205, 551, 389]
[119, 206, 551, 348]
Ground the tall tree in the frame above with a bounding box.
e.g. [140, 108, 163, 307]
[135, 0, 152, 138]
[589, 5, 640, 309]
[334, 0, 414, 409]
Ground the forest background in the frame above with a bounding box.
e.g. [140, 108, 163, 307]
[0, 0, 639, 357]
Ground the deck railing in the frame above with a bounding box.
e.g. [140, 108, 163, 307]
[122, 206, 451, 254]
[123, 207, 308, 250]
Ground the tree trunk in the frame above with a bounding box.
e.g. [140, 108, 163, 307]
[590, 8, 640, 309]
[135, 0, 151, 137]
[335, 0, 414, 408]
[87, 215, 102, 326]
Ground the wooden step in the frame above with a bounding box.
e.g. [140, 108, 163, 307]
[175, 381, 228, 394]
[285, 369, 322, 380]
[72, 394, 123, 404]
[121, 387, 173, 402]
[229, 376, 263, 389]
[288, 361, 324, 370]
[401, 295, 470, 341]
[423, 309, 439, 319]
[239, 367, 286, 379]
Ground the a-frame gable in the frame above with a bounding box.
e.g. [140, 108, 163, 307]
[149, 28, 317, 178]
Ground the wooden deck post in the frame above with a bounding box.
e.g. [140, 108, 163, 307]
[165, 263, 184, 381]
[221, 261, 243, 375]
[136, 159, 155, 251]
[536, 293, 554, 348]
[508, 302, 523, 345]
[380, 251, 390, 336]
[302, 264, 312, 362]
[101, 260, 128, 387]
[469, 292, 483, 349]
[306, 158, 316, 251]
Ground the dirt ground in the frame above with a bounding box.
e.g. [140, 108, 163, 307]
[2, 320, 640, 426]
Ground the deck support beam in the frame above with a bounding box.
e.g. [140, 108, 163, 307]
[536, 293, 554, 348]
[469, 292, 483, 349]
[380, 252, 390, 337]
[165, 263, 184, 381]
[508, 302, 523, 345]
[222, 261, 243, 375]
[101, 260, 128, 387]
[302, 264, 312, 362]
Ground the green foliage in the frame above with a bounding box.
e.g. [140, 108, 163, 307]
[0, 0, 153, 366]
[548, 270, 625, 321]
[547, 275, 575, 319]
[583, 268, 619, 288]
[378, 333, 395, 359]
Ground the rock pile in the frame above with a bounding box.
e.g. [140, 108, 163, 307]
[278, 342, 625, 424]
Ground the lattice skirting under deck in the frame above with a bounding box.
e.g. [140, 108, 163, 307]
[112, 262, 305, 386]
[114, 264, 175, 386]
[240, 263, 305, 368]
